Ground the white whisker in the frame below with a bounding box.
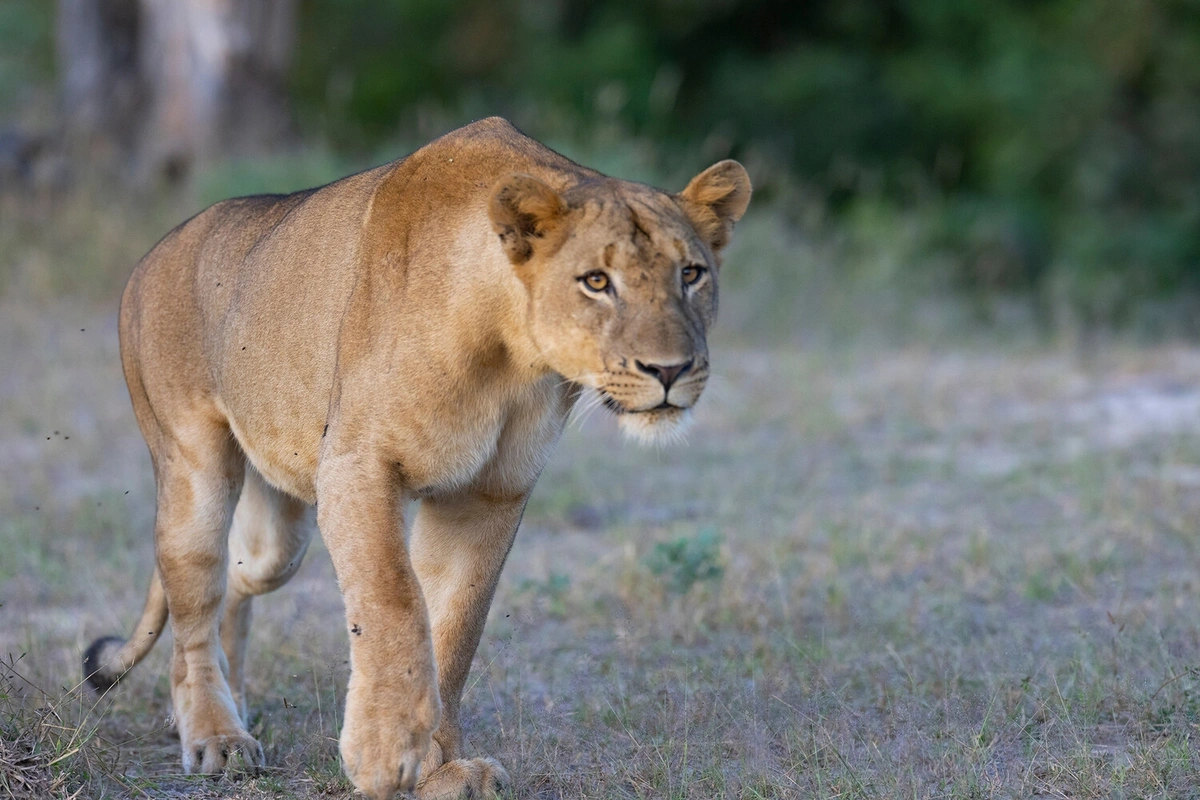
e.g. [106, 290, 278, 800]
[568, 386, 609, 430]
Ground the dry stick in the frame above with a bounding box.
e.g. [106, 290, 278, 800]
[462, 637, 511, 703]
[1149, 666, 1200, 702]
[312, 665, 324, 737]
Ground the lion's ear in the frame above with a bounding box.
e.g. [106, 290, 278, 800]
[488, 174, 567, 265]
[676, 160, 752, 254]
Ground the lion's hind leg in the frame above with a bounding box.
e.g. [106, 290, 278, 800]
[415, 751, 510, 800]
[152, 415, 264, 775]
[221, 466, 313, 723]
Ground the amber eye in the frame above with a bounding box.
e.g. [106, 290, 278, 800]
[682, 265, 705, 286]
[582, 271, 610, 292]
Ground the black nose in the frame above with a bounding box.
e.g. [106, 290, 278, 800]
[635, 359, 693, 390]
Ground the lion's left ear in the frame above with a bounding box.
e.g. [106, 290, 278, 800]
[675, 160, 752, 254]
[488, 173, 567, 266]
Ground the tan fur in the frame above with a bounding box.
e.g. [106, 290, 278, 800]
[85, 117, 749, 799]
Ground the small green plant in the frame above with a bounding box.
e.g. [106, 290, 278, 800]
[642, 527, 724, 595]
[517, 572, 572, 617]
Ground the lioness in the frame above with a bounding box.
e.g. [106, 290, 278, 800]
[83, 117, 750, 799]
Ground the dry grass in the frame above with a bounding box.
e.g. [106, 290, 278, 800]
[5, 296, 1200, 798]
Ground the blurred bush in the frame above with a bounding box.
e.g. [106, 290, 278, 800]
[4, 0, 1200, 330]
[294, 0, 1200, 326]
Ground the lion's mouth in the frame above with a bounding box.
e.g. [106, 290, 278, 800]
[584, 387, 695, 445]
[600, 393, 682, 414]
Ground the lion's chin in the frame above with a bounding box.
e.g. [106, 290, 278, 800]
[617, 406, 695, 446]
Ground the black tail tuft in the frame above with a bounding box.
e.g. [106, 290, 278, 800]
[82, 636, 125, 693]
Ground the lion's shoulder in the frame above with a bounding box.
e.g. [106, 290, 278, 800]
[399, 117, 600, 191]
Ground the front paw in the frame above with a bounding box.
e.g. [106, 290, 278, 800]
[340, 673, 441, 799]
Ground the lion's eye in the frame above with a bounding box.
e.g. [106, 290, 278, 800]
[581, 271, 610, 292]
[682, 265, 705, 286]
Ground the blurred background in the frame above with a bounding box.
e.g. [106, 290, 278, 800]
[2, 0, 1200, 340]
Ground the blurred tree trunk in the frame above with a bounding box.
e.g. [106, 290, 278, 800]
[58, 0, 142, 158]
[57, 0, 296, 181]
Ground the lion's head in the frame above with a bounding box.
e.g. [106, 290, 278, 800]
[488, 160, 751, 444]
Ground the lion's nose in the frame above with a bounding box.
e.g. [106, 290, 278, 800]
[635, 358, 693, 390]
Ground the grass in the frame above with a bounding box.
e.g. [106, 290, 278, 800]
[6, 295, 1200, 797]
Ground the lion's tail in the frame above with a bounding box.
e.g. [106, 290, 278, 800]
[82, 567, 169, 693]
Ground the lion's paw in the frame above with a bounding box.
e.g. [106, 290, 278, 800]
[182, 732, 264, 775]
[414, 757, 510, 800]
[339, 676, 437, 799]
[341, 738, 427, 800]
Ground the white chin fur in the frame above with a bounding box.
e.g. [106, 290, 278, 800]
[617, 407, 695, 446]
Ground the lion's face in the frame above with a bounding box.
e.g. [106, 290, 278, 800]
[489, 162, 751, 444]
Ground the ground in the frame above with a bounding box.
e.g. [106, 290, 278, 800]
[4, 299, 1200, 799]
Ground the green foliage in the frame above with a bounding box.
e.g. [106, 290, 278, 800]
[643, 527, 724, 595]
[0, 0, 53, 119]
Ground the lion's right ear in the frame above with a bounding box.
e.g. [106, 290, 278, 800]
[488, 174, 567, 265]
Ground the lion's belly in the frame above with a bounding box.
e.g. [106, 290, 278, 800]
[223, 381, 502, 505]
[224, 413, 323, 503]
[215, 383, 327, 503]
[213, 295, 348, 505]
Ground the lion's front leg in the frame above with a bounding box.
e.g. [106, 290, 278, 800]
[316, 452, 441, 800]
[409, 490, 527, 799]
